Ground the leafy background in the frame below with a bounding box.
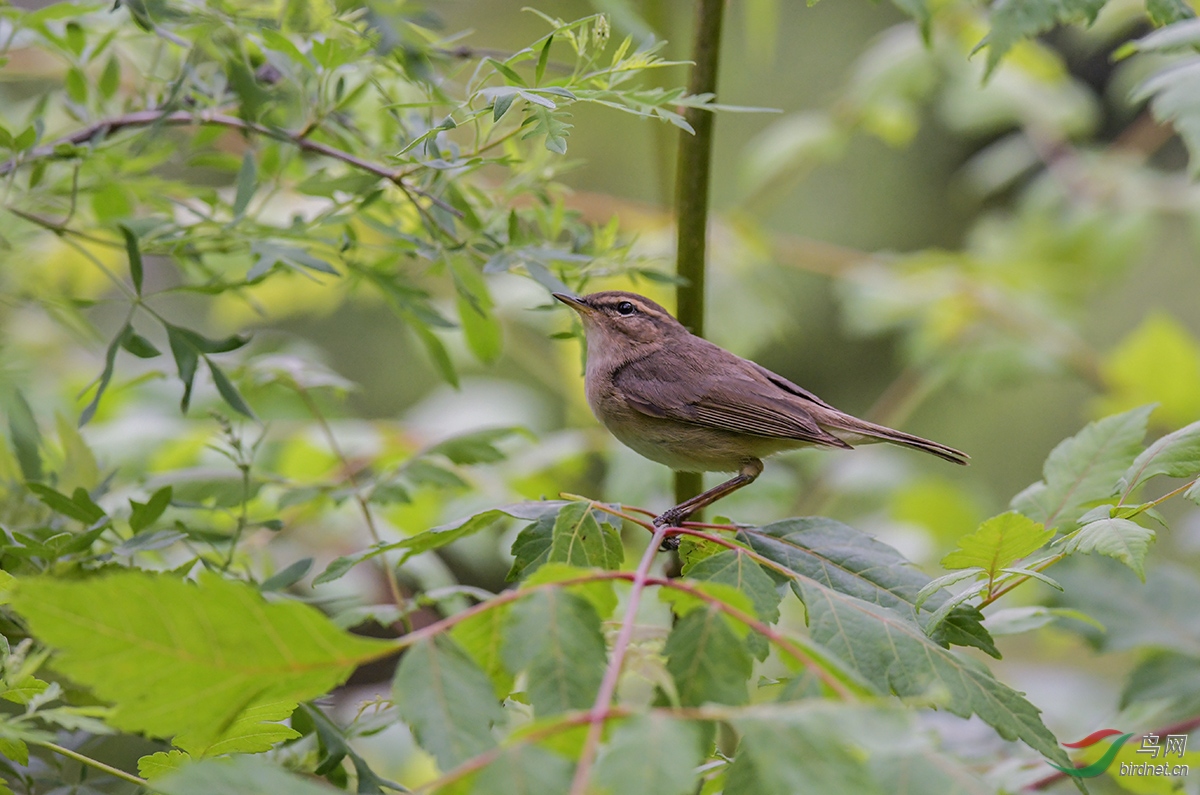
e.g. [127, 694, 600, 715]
[1, 0, 1200, 792]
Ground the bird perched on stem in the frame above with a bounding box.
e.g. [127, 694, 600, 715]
[554, 290, 967, 536]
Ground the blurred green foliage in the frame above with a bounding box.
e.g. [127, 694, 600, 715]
[1, 0, 1200, 793]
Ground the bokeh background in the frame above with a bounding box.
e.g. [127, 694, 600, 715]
[4, 0, 1200, 789]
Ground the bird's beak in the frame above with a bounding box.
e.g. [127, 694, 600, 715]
[552, 292, 593, 315]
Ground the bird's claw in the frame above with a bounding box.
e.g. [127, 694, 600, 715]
[653, 509, 688, 551]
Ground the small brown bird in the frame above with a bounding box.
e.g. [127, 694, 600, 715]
[554, 290, 967, 530]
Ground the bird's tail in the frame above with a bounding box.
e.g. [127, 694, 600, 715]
[819, 414, 969, 466]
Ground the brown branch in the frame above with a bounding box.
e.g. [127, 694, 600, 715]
[0, 109, 462, 217]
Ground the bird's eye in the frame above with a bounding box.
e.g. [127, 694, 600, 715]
[616, 301, 635, 316]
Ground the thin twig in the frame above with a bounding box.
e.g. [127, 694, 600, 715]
[569, 521, 671, 795]
[34, 741, 149, 788]
[295, 387, 410, 629]
[0, 109, 462, 217]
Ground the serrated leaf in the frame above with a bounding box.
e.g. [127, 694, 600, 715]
[726, 711, 880, 795]
[664, 604, 752, 706]
[547, 501, 623, 571]
[522, 562, 617, 619]
[1064, 517, 1155, 580]
[799, 580, 1070, 766]
[174, 699, 300, 756]
[1119, 419, 1200, 495]
[1011, 405, 1153, 529]
[980, 0, 1106, 75]
[941, 512, 1052, 580]
[742, 517, 996, 655]
[11, 571, 389, 747]
[594, 714, 703, 795]
[685, 548, 781, 624]
[502, 589, 606, 715]
[393, 635, 502, 770]
[471, 744, 575, 795]
[508, 510, 557, 581]
[138, 749, 190, 780]
[450, 605, 513, 700]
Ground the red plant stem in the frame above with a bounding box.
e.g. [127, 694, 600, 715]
[568, 522, 672, 795]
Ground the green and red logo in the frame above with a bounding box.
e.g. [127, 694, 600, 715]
[1052, 729, 1134, 778]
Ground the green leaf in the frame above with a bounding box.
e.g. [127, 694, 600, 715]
[27, 482, 106, 524]
[508, 510, 558, 581]
[1096, 314, 1200, 425]
[99, 55, 121, 98]
[6, 388, 43, 480]
[535, 35, 552, 85]
[1064, 516, 1156, 580]
[138, 749, 190, 780]
[798, 581, 1070, 767]
[129, 485, 172, 532]
[493, 91, 516, 122]
[1147, 0, 1195, 25]
[471, 745, 575, 795]
[524, 106, 572, 154]
[941, 512, 1052, 579]
[449, 604, 514, 700]
[174, 699, 301, 756]
[983, 605, 1105, 636]
[260, 558, 313, 591]
[1121, 651, 1200, 718]
[1053, 559, 1200, 655]
[393, 635, 503, 770]
[232, 152, 257, 217]
[726, 710, 880, 795]
[980, 0, 1106, 76]
[80, 324, 130, 425]
[522, 562, 617, 619]
[742, 518, 996, 656]
[664, 604, 752, 706]
[408, 320, 458, 388]
[65, 66, 87, 103]
[11, 571, 389, 747]
[65, 21, 86, 56]
[119, 225, 143, 295]
[1118, 419, 1200, 495]
[502, 589, 606, 715]
[546, 501, 623, 571]
[120, 331, 160, 358]
[684, 549, 781, 624]
[165, 324, 250, 413]
[487, 57, 528, 87]
[207, 359, 256, 420]
[1010, 405, 1153, 529]
[428, 426, 523, 464]
[157, 756, 340, 795]
[594, 714, 703, 795]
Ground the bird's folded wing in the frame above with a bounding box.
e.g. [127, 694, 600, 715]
[614, 359, 850, 448]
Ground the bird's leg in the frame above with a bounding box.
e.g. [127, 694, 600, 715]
[654, 458, 764, 549]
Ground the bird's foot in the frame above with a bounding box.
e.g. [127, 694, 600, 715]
[652, 509, 690, 551]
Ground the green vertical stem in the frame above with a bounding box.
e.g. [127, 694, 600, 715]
[673, 0, 726, 512]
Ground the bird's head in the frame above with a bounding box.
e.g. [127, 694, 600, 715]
[553, 291, 687, 353]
